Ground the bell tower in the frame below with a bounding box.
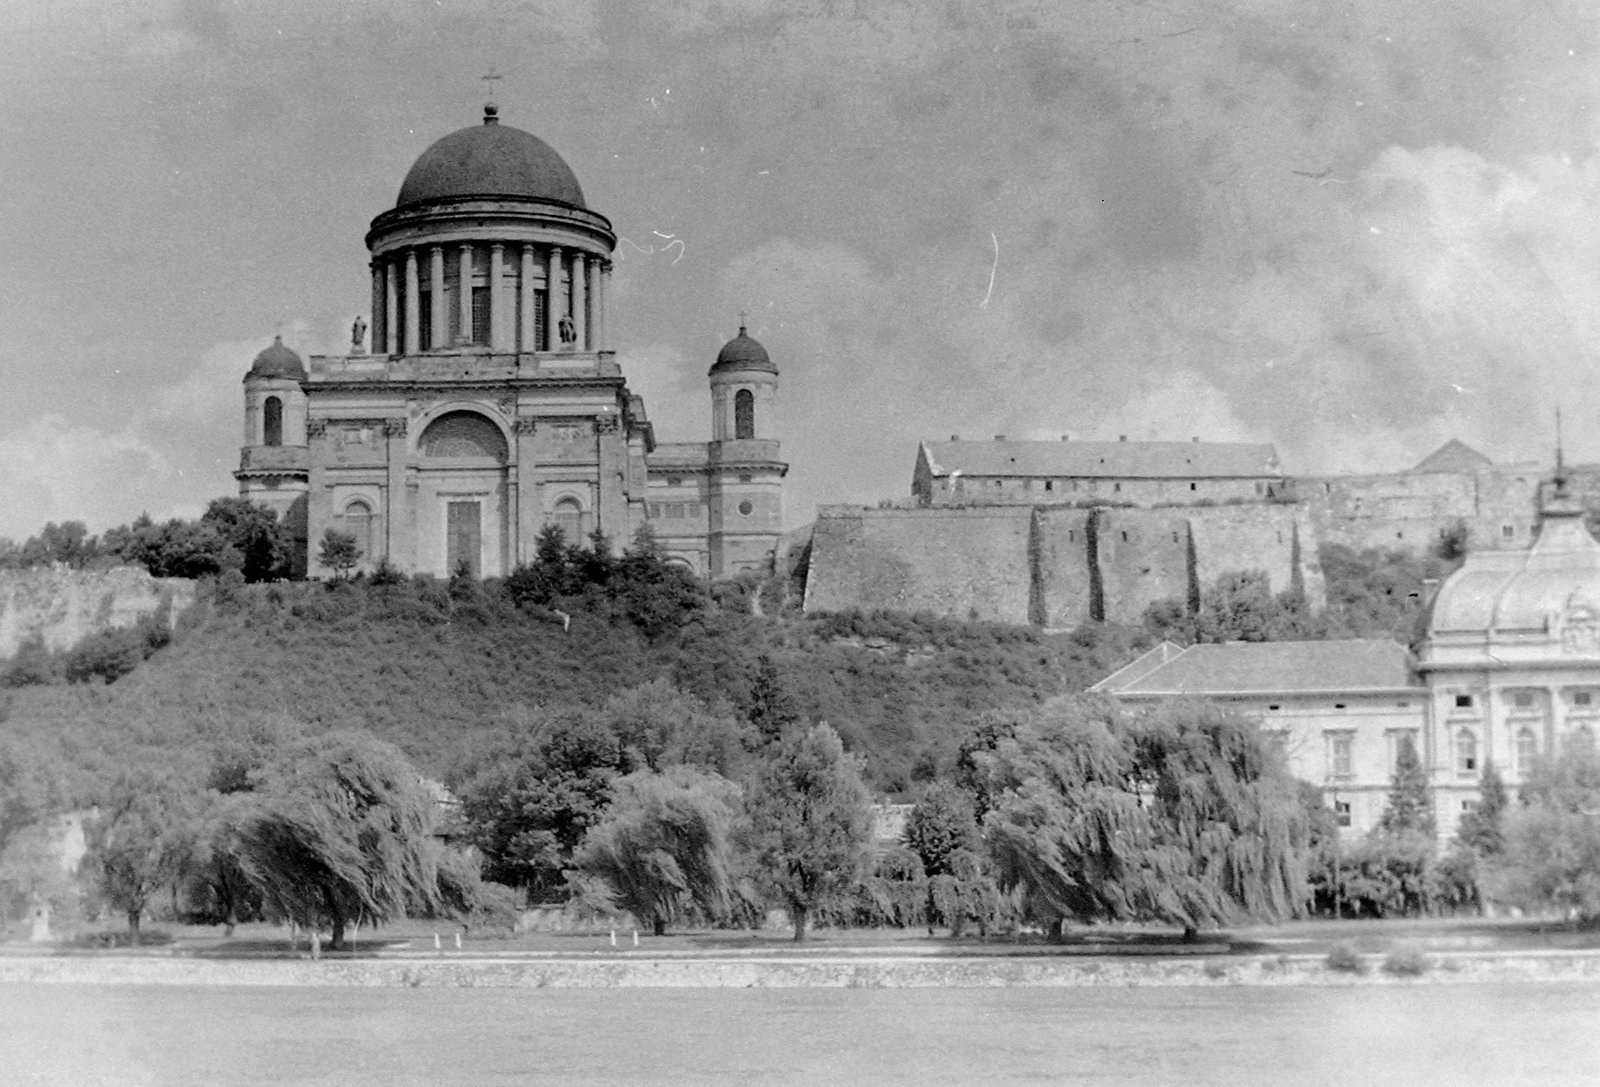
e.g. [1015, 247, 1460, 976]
[705, 322, 786, 575]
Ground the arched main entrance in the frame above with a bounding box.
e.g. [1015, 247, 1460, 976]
[416, 409, 510, 577]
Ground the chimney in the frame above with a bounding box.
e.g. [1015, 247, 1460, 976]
[1061, 434, 1069, 441]
[994, 434, 1006, 441]
[1119, 435, 1127, 442]
[950, 435, 960, 441]
[1192, 436, 1200, 443]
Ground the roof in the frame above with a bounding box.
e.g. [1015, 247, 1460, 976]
[710, 327, 776, 376]
[1413, 439, 1493, 474]
[396, 105, 586, 210]
[1094, 639, 1421, 697]
[918, 439, 1281, 480]
[1428, 495, 1600, 634]
[246, 336, 306, 381]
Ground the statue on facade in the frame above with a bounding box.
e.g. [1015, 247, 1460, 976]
[558, 313, 576, 349]
[351, 314, 368, 354]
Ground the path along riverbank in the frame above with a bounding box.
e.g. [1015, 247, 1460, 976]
[4, 948, 1600, 988]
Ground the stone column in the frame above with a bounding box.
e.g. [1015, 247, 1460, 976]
[594, 260, 607, 351]
[385, 418, 410, 568]
[369, 263, 384, 356]
[458, 243, 474, 344]
[547, 245, 563, 349]
[429, 247, 446, 350]
[573, 254, 588, 351]
[403, 249, 420, 355]
[515, 417, 539, 564]
[489, 244, 507, 351]
[384, 261, 399, 355]
[519, 244, 536, 353]
[307, 419, 332, 575]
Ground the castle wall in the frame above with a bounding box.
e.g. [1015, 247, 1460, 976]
[1031, 508, 1095, 629]
[1187, 503, 1325, 608]
[1291, 469, 1541, 554]
[805, 502, 1324, 628]
[0, 567, 197, 658]
[1094, 508, 1191, 624]
[803, 506, 1034, 623]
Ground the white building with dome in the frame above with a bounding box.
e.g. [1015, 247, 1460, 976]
[1098, 471, 1600, 844]
[236, 104, 786, 579]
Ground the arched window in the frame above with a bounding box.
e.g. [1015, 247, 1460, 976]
[344, 500, 373, 561]
[1516, 728, 1537, 775]
[263, 396, 283, 447]
[1455, 728, 1478, 776]
[552, 497, 583, 546]
[734, 389, 754, 440]
[419, 411, 508, 461]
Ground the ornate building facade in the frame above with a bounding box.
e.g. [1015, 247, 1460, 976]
[236, 105, 785, 579]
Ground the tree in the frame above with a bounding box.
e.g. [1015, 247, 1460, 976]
[1377, 735, 1435, 839]
[975, 697, 1309, 937]
[317, 528, 362, 582]
[596, 680, 750, 777]
[201, 498, 292, 582]
[233, 731, 442, 949]
[746, 654, 800, 744]
[744, 723, 874, 941]
[573, 766, 740, 935]
[455, 711, 629, 899]
[83, 768, 197, 945]
[1483, 733, 1600, 921]
[903, 781, 979, 878]
[1457, 761, 1508, 857]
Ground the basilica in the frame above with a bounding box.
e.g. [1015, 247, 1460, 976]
[235, 104, 785, 580]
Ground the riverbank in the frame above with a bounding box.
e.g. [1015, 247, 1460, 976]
[4, 947, 1600, 988]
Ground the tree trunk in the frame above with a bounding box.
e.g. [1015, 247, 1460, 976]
[1183, 925, 1199, 942]
[652, 915, 666, 937]
[791, 905, 808, 942]
[127, 909, 142, 948]
[330, 910, 346, 951]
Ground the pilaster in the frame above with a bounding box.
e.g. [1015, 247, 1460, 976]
[515, 416, 539, 564]
[385, 417, 410, 568]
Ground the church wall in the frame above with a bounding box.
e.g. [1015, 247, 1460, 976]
[804, 506, 1035, 622]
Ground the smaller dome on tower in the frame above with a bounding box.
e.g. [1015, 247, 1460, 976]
[710, 325, 777, 376]
[247, 336, 306, 381]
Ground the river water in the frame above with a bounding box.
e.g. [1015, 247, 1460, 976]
[3, 980, 1598, 1085]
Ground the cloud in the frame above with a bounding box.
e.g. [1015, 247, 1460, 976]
[0, 415, 170, 539]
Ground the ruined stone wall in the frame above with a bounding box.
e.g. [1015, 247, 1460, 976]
[803, 506, 1035, 623]
[0, 567, 197, 658]
[805, 502, 1324, 629]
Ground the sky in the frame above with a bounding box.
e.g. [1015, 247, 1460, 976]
[3, 0, 1600, 541]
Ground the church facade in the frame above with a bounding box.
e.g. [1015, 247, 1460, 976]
[235, 104, 785, 580]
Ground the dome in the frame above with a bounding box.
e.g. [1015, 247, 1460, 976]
[395, 105, 586, 209]
[247, 336, 306, 381]
[710, 326, 777, 376]
[1429, 500, 1600, 635]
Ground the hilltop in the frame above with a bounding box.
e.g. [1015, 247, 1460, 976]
[0, 574, 1144, 829]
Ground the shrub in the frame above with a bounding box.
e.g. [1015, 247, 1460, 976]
[1325, 942, 1366, 974]
[1381, 944, 1429, 977]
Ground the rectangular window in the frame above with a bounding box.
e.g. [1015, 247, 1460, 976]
[1334, 800, 1352, 828]
[1328, 733, 1354, 780]
[667, 503, 685, 519]
[1023, 479, 1032, 491]
[647, 503, 661, 518]
[534, 289, 547, 349]
[471, 286, 490, 345]
[1455, 694, 1474, 709]
[418, 290, 432, 349]
[1576, 692, 1593, 707]
[1044, 481, 1053, 492]
[1513, 692, 1534, 709]
[1502, 524, 1515, 539]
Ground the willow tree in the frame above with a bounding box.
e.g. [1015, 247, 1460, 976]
[573, 766, 740, 935]
[234, 731, 442, 949]
[974, 697, 1309, 938]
